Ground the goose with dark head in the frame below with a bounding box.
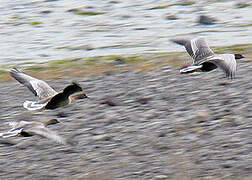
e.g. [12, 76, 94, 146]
[234, 54, 245, 60]
[171, 37, 244, 78]
[0, 119, 74, 146]
[10, 68, 89, 111]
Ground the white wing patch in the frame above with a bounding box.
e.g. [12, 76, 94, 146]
[180, 64, 203, 73]
[190, 38, 198, 60]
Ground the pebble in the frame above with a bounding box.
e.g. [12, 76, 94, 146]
[92, 134, 112, 141]
[198, 15, 217, 25]
[0, 62, 251, 180]
[166, 14, 179, 20]
[154, 175, 168, 180]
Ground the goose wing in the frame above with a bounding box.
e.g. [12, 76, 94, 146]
[0, 128, 23, 138]
[10, 68, 57, 99]
[207, 54, 237, 78]
[171, 37, 214, 63]
[8, 112, 34, 129]
[27, 126, 69, 145]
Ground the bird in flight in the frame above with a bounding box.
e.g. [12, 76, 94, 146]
[171, 37, 245, 78]
[10, 68, 88, 111]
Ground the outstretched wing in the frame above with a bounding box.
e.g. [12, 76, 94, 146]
[10, 68, 57, 99]
[171, 38, 194, 59]
[8, 112, 34, 128]
[0, 128, 23, 138]
[171, 37, 215, 63]
[27, 127, 70, 145]
[208, 54, 237, 78]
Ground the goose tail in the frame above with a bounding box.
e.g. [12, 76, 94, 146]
[180, 64, 203, 74]
[0, 129, 22, 138]
[23, 100, 45, 111]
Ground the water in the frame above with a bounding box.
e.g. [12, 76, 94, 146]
[0, 0, 251, 65]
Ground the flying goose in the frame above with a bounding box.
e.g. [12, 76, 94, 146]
[171, 37, 245, 78]
[10, 68, 88, 111]
[0, 119, 75, 145]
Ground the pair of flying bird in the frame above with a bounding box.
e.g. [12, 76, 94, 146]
[1, 68, 89, 145]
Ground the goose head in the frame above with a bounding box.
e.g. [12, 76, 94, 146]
[63, 82, 83, 96]
[234, 54, 245, 60]
[44, 119, 60, 126]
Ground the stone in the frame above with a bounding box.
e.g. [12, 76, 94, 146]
[235, 2, 250, 8]
[100, 99, 118, 106]
[93, 134, 111, 141]
[113, 58, 125, 65]
[166, 14, 179, 20]
[198, 15, 216, 25]
[155, 175, 168, 180]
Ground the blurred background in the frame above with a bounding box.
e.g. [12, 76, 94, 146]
[0, 0, 251, 65]
[0, 0, 251, 180]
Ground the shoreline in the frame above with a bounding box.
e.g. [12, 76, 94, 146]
[1, 43, 251, 82]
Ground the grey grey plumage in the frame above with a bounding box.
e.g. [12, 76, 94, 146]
[171, 37, 215, 63]
[171, 37, 242, 78]
[0, 119, 74, 145]
[10, 68, 57, 99]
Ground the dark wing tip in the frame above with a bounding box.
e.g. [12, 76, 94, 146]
[10, 68, 39, 97]
[10, 68, 22, 80]
[10, 67, 20, 76]
[10, 68, 26, 81]
[170, 38, 189, 46]
[10, 67, 24, 81]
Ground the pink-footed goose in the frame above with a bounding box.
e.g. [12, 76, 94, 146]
[0, 119, 76, 146]
[171, 37, 245, 78]
[10, 68, 88, 111]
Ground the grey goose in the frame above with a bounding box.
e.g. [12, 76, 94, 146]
[0, 119, 74, 145]
[171, 37, 244, 78]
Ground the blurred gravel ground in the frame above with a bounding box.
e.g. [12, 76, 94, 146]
[0, 61, 251, 180]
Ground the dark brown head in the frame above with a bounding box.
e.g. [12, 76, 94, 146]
[44, 119, 60, 127]
[63, 82, 83, 96]
[234, 54, 245, 60]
